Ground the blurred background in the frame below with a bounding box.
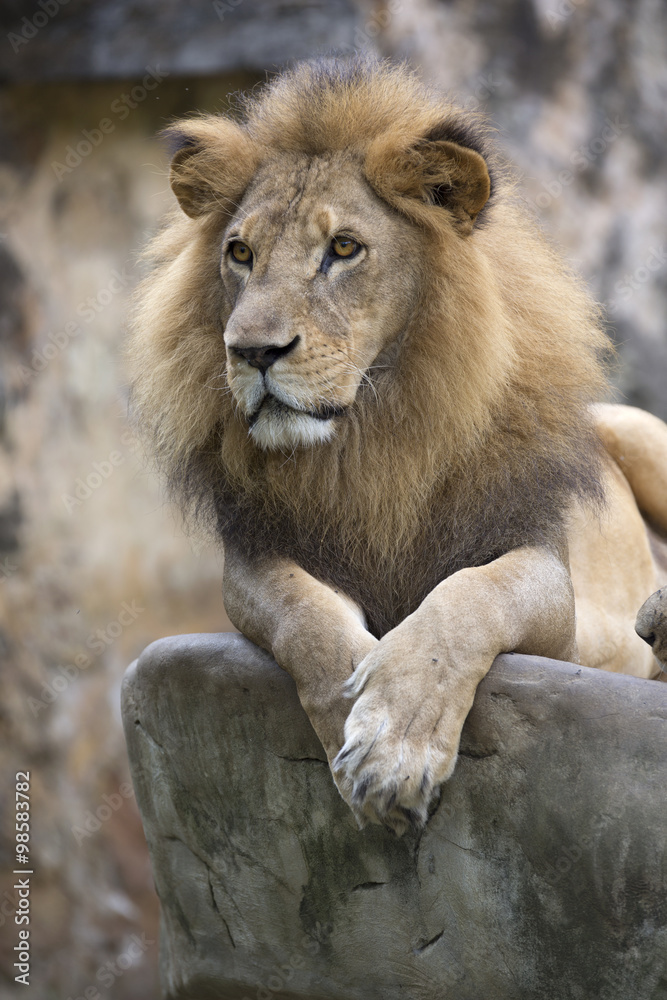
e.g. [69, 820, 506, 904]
[0, 0, 665, 996]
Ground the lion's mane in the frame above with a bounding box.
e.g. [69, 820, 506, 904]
[129, 58, 610, 637]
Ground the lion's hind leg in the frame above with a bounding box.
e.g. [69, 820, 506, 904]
[593, 403, 667, 539]
[567, 454, 660, 677]
[590, 404, 667, 678]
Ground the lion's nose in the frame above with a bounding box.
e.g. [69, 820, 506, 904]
[230, 336, 299, 373]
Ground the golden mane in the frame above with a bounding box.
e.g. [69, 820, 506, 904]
[128, 57, 610, 637]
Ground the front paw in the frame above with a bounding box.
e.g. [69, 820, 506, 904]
[332, 643, 476, 836]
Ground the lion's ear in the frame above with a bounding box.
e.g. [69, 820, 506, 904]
[365, 130, 491, 234]
[168, 137, 213, 219]
[164, 119, 259, 219]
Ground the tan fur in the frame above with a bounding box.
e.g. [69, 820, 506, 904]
[572, 404, 667, 675]
[128, 59, 667, 834]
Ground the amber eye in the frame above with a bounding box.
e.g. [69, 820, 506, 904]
[230, 241, 252, 265]
[331, 235, 359, 258]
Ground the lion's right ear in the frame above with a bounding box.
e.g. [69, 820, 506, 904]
[164, 118, 259, 219]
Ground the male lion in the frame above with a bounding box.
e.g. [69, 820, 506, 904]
[129, 58, 667, 835]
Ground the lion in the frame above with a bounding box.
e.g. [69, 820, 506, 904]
[128, 57, 667, 835]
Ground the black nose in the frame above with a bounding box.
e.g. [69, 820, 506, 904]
[231, 336, 299, 373]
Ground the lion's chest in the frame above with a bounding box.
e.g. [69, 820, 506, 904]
[256, 500, 506, 638]
[220, 418, 593, 637]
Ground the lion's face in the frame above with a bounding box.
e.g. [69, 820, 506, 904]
[220, 152, 423, 451]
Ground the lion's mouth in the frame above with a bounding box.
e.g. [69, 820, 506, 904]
[248, 395, 347, 426]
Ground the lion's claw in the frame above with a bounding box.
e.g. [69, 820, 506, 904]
[333, 721, 449, 835]
[332, 648, 465, 834]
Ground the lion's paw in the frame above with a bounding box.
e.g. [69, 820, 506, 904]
[332, 647, 464, 836]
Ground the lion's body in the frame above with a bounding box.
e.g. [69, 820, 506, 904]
[129, 58, 667, 832]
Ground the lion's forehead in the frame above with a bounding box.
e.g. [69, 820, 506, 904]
[241, 201, 334, 258]
[234, 152, 389, 253]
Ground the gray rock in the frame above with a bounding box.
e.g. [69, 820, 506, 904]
[122, 632, 667, 1000]
[0, 0, 361, 82]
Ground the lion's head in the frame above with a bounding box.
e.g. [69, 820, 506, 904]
[216, 150, 431, 453]
[129, 58, 609, 630]
[135, 59, 499, 456]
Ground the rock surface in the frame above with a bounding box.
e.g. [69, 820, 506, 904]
[122, 632, 667, 1000]
[0, 0, 361, 81]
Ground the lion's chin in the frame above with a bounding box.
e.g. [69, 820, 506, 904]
[247, 398, 337, 452]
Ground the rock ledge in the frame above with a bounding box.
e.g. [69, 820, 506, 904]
[122, 632, 667, 1000]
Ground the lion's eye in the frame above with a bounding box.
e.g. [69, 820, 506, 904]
[331, 235, 359, 258]
[230, 241, 253, 266]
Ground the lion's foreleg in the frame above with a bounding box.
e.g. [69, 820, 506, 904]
[222, 543, 378, 761]
[333, 544, 576, 834]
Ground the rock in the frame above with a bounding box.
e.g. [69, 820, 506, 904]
[0, 0, 362, 82]
[122, 632, 667, 1000]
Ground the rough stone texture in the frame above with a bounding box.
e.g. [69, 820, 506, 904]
[0, 0, 361, 81]
[122, 632, 667, 1000]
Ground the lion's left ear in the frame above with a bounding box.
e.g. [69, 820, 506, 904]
[365, 130, 491, 235]
[164, 117, 259, 220]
